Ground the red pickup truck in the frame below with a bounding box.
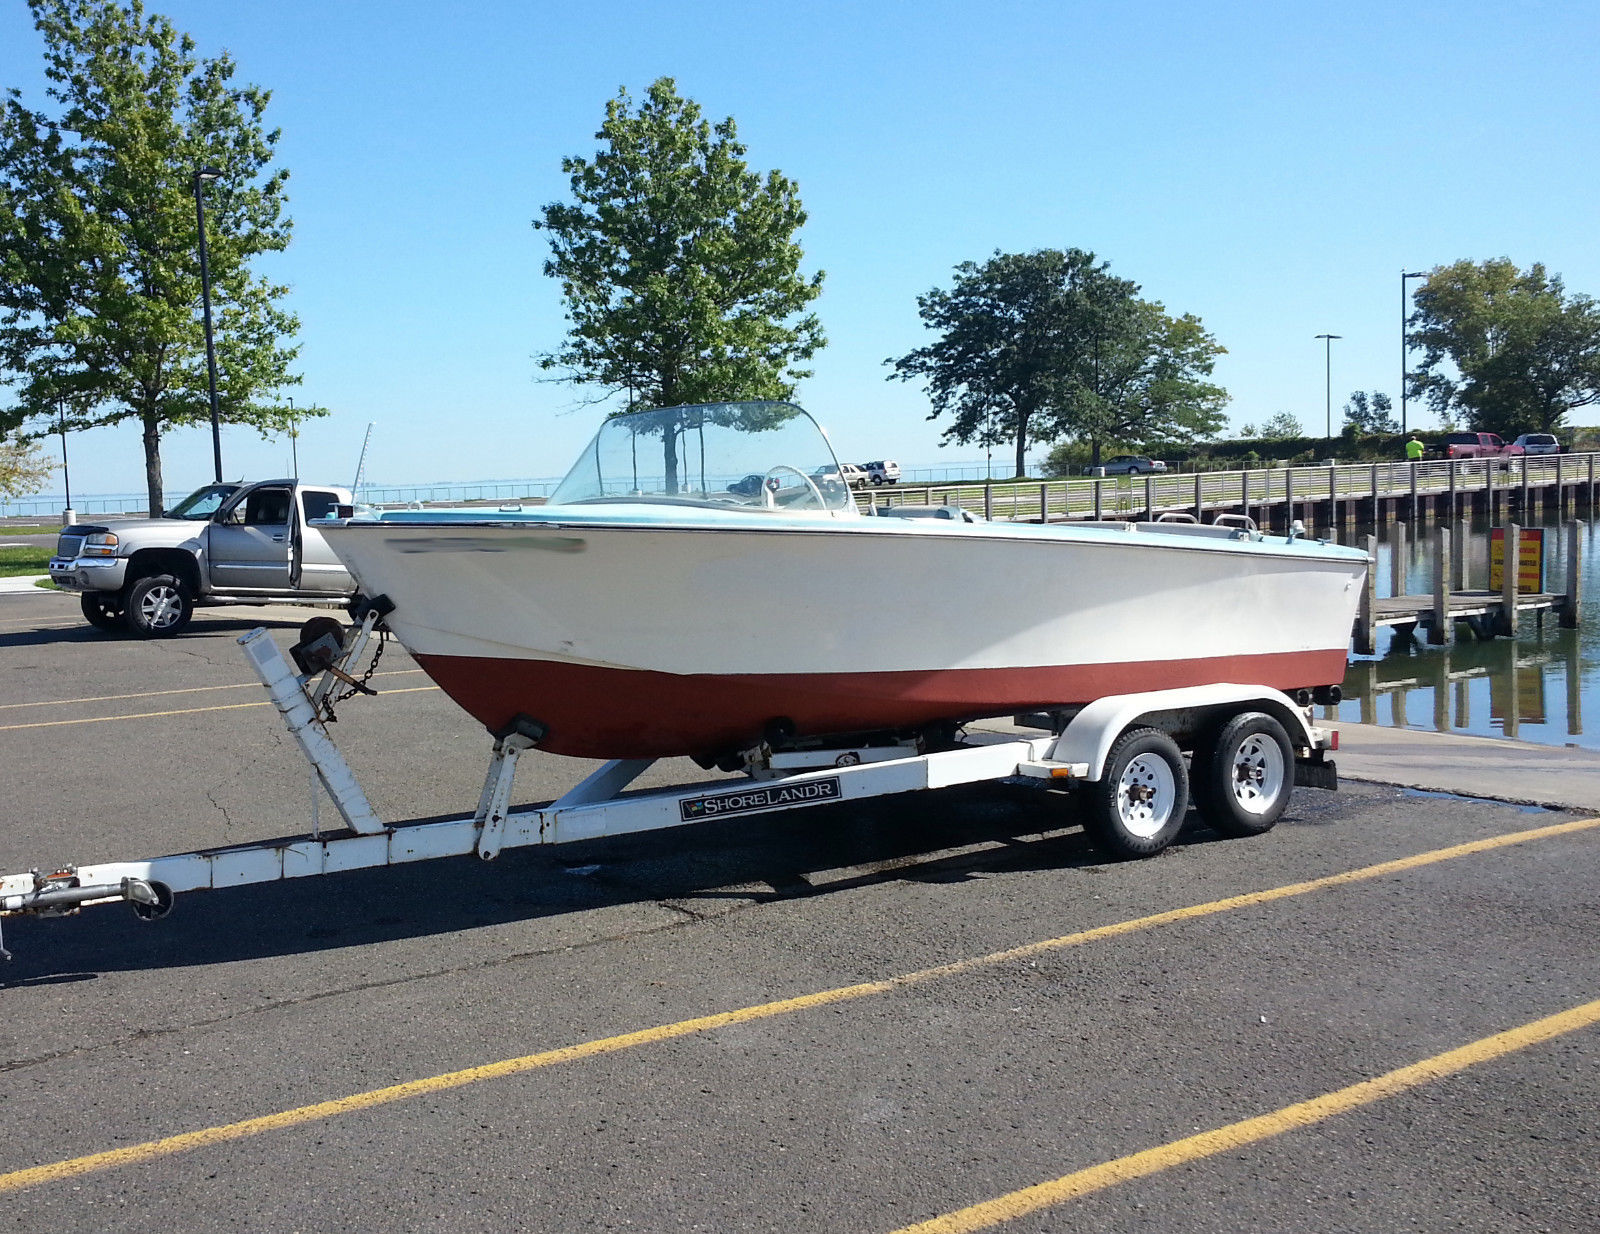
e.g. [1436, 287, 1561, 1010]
[1441, 431, 1524, 460]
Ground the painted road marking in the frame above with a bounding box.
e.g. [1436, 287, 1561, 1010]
[0, 686, 440, 732]
[0, 815, 1594, 1197]
[889, 997, 1600, 1232]
[0, 669, 425, 712]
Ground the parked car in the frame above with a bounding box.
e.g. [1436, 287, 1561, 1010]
[859, 460, 901, 485]
[808, 463, 869, 493]
[1511, 433, 1560, 456]
[49, 479, 356, 637]
[1442, 431, 1523, 460]
[726, 473, 766, 497]
[1088, 455, 1167, 477]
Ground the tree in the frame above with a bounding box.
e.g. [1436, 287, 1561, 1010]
[1259, 412, 1302, 440]
[1341, 391, 1398, 436]
[888, 249, 1132, 478]
[1409, 258, 1600, 437]
[1056, 299, 1229, 464]
[0, 0, 307, 515]
[536, 78, 824, 420]
[888, 249, 1227, 477]
[0, 434, 52, 500]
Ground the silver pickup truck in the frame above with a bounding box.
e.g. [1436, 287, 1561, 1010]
[50, 479, 356, 637]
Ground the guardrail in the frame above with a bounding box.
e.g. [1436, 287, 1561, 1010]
[858, 453, 1600, 525]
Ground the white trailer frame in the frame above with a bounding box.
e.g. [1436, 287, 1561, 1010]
[0, 622, 1338, 954]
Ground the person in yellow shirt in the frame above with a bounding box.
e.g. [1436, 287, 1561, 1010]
[1405, 434, 1424, 462]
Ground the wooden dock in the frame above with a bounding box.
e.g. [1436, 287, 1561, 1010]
[1353, 521, 1581, 653]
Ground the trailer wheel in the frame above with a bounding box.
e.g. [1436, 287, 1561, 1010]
[124, 573, 194, 638]
[1084, 726, 1189, 858]
[1192, 711, 1293, 837]
[80, 593, 123, 632]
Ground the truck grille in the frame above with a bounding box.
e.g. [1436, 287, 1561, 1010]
[55, 534, 84, 559]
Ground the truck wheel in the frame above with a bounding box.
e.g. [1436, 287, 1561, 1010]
[124, 573, 194, 638]
[1083, 726, 1189, 859]
[1192, 711, 1293, 837]
[80, 593, 124, 632]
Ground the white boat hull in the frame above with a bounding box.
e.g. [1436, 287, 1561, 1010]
[322, 516, 1367, 760]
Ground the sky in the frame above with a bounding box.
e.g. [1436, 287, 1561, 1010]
[3, 0, 1598, 500]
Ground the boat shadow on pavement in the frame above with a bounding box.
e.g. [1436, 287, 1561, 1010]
[0, 782, 1271, 982]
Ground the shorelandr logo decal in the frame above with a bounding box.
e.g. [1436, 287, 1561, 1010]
[679, 778, 842, 821]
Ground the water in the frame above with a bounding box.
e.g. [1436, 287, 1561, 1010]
[1335, 512, 1600, 748]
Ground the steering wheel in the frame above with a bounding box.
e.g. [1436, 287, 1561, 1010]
[762, 465, 828, 510]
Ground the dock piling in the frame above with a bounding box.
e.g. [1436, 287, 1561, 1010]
[1430, 525, 1451, 646]
[1564, 520, 1582, 629]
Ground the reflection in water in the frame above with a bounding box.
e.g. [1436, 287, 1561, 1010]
[1336, 513, 1598, 748]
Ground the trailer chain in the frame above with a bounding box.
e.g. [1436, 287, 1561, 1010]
[322, 626, 388, 725]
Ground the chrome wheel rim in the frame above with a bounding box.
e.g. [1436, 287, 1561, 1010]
[138, 584, 183, 630]
[1229, 734, 1286, 815]
[1116, 753, 1176, 837]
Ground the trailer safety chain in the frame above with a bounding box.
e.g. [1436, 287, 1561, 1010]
[322, 627, 388, 724]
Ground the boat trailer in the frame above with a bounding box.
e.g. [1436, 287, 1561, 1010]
[0, 609, 1340, 957]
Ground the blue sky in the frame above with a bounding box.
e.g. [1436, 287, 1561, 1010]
[3, 0, 1597, 497]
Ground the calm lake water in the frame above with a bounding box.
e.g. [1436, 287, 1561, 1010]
[1334, 512, 1600, 748]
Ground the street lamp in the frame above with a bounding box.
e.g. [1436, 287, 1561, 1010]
[56, 396, 71, 520]
[193, 166, 224, 482]
[1401, 270, 1427, 434]
[287, 395, 298, 478]
[1315, 333, 1342, 439]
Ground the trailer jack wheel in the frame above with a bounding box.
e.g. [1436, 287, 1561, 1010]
[129, 879, 174, 921]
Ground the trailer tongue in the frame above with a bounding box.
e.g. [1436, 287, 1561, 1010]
[0, 607, 1339, 959]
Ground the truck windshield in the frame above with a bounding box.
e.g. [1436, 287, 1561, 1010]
[166, 483, 240, 519]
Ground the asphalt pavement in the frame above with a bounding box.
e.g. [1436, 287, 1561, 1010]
[0, 587, 1595, 1232]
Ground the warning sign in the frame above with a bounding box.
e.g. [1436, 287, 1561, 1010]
[1489, 527, 1545, 593]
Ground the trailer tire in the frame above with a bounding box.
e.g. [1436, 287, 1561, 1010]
[1192, 711, 1293, 837]
[80, 593, 124, 632]
[124, 573, 194, 638]
[1083, 726, 1189, 858]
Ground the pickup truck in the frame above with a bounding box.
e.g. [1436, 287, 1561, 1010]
[1442, 431, 1524, 460]
[49, 479, 356, 637]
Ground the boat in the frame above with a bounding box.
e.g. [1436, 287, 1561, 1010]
[318, 401, 1369, 762]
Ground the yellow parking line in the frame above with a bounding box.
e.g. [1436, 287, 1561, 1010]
[890, 996, 1600, 1232]
[0, 686, 439, 731]
[0, 814, 1593, 1197]
[0, 669, 424, 712]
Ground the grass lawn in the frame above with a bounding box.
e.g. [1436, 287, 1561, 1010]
[0, 524, 60, 536]
[0, 545, 50, 577]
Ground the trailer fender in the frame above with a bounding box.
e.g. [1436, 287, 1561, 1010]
[1046, 684, 1315, 782]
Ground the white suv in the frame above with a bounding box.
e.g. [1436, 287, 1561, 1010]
[860, 460, 901, 485]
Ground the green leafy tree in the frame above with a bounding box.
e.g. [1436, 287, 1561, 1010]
[536, 78, 824, 430]
[890, 249, 1226, 477]
[888, 249, 1127, 478]
[0, 0, 307, 515]
[1057, 299, 1229, 464]
[1341, 391, 1398, 436]
[1259, 411, 1302, 440]
[0, 434, 53, 499]
[1409, 258, 1600, 436]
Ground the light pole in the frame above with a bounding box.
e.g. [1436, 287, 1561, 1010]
[1315, 333, 1341, 439]
[193, 166, 224, 482]
[56, 396, 71, 519]
[1401, 270, 1426, 434]
[286, 395, 298, 478]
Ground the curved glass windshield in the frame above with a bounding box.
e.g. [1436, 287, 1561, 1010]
[166, 483, 240, 519]
[548, 402, 853, 512]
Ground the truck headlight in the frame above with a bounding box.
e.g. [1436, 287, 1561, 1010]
[81, 532, 119, 558]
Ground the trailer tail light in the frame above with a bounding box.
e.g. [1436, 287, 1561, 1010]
[1329, 730, 1339, 751]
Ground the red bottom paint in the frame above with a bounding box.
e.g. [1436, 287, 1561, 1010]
[415, 650, 1346, 760]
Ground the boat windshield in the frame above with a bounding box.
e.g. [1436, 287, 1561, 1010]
[166, 483, 240, 519]
[547, 402, 854, 512]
